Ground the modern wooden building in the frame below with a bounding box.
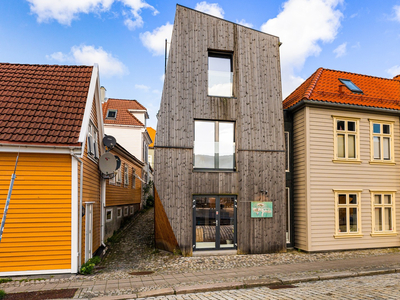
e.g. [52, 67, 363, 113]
[0, 63, 105, 276]
[154, 5, 286, 256]
[284, 68, 400, 251]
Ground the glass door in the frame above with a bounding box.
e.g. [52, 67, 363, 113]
[193, 195, 236, 250]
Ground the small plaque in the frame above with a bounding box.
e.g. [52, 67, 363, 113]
[251, 202, 273, 218]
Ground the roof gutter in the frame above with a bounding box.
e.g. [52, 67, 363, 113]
[286, 99, 400, 115]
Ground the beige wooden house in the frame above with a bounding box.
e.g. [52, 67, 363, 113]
[284, 68, 400, 251]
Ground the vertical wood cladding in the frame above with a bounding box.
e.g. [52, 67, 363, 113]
[155, 5, 286, 255]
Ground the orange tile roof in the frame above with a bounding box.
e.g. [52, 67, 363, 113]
[147, 127, 156, 148]
[283, 68, 400, 111]
[102, 98, 146, 126]
[0, 63, 93, 146]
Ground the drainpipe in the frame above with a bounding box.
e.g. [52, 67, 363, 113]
[101, 179, 106, 248]
[71, 153, 83, 271]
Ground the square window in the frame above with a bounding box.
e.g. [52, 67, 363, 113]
[106, 109, 117, 119]
[208, 52, 233, 97]
[337, 120, 345, 131]
[347, 121, 355, 132]
[106, 209, 112, 222]
[117, 208, 122, 218]
[383, 124, 390, 134]
[373, 123, 380, 134]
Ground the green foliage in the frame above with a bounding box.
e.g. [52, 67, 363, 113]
[143, 180, 153, 195]
[145, 195, 154, 208]
[0, 289, 6, 300]
[80, 256, 101, 275]
[0, 278, 12, 284]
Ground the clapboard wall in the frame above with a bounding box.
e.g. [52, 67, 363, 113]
[155, 5, 286, 255]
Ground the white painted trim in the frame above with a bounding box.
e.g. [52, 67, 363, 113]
[101, 179, 106, 245]
[0, 145, 81, 154]
[0, 269, 72, 277]
[78, 64, 99, 151]
[71, 157, 79, 273]
[104, 124, 144, 128]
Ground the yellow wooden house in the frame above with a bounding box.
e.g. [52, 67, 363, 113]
[0, 63, 105, 276]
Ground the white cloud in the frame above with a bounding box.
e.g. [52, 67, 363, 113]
[140, 22, 173, 56]
[160, 74, 165, 82]
[47, 45, 128, 77]
[135, 84, 150, 90]
[195, 2, 224, 18]
[261, 0, 344, 98]
[237, 19, 253, 28]
[393, 5, 400, 22]
[333, 42, 347, 58]
[387, 65, 400, 77]
[27, 0, 157, 29]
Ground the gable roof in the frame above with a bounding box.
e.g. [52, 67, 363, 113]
[147, 127, 156, 148]
[102, 98, 146, 126]
[0, 63, 94, 146]
[283, 68, 400, 111]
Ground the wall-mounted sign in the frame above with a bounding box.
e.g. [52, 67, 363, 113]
[251, 202, 273, 218]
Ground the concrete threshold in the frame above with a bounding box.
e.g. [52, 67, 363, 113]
[192, 250, 237, 256]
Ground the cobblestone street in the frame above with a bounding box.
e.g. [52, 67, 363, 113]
[139, 273, 400, 299]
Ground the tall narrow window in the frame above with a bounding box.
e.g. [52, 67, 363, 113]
[285, 132, 289, 172]
[334, 190, 362, 237]
[87, 122, 99, 159]
[208, 52, 233, 97]
[124, 164, 129, 186]
[132, 168, 136, 188]
[371, 191, 396, 235]
[333, 117, 359, 162]
[194, 120, 235, 170]
[370, 120, 394, 163]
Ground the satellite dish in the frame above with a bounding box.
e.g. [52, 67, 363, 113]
[103, 135, 117, 150]
[114, 155, 121, 170]
[99, 152, 117, 175]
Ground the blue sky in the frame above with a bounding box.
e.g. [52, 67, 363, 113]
[1, 0, 400, 128]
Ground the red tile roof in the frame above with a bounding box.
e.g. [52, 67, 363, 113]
[102, 98, 146, 126]
[283, 68, 400, 111]
[0, 63, 93, 146]
[147, 127, 156, 148]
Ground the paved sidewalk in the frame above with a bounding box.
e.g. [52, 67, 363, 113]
[1, 252, 400, 299]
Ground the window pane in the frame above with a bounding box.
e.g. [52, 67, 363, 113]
[384, 195, 391, 205]
[385, 208, 392, 231]
[383, 124, 390, 134]
[373, 136, 380, 159]
[375, 208, 382, 231]
[349, 208, 357, 232]
[337, 121, 345, 131]
[349, 194, 357, 204]
[348, 135, 355, 158]
[373, 123, 380, 134]
[339, 208, 347, 233]
[374, 194, 381, 204]
[337, 134, 345, 158]
[208, 56, 233, 97]
[347, 121, 355, 131]
[194, 121, 215, 168]
[338, 194, 346, 204]
[383, 137, 390, 160]
[218, 122, 235, 169]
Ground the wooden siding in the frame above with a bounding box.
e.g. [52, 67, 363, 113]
[105, 149, 142, 207]
[307, 106, 400, 251]
[292, 108, 308, 250]
[155, 5, 286, 255]
[0, 153, 71, 272]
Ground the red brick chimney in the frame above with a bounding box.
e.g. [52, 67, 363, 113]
[393, 75, 400, 81]
[339, 84, 346, 93]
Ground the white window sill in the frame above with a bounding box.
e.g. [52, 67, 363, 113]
[369, 161, 396, 166]
[334, 233, 363, 239]
[332, 159, 362, 164]
[370, 232, 398, 237]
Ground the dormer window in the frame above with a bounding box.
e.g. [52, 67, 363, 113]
[106, 109, 117, 119]
[339, 79, 363, 94]
[208, 51, 233, 97]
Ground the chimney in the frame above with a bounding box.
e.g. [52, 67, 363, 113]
[339, 84, 346, 93]
[100, 86, 107, 103]
[393, 75, 400, 81]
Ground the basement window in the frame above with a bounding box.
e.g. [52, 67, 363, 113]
[339, 79, 363, 94]
[106, 109, 117, 119]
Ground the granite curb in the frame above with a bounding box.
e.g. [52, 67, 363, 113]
[86, 267, 399, 300]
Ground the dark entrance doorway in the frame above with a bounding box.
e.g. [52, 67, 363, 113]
[193, 195, 237, 250]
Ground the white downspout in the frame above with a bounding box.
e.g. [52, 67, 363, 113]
[101, 179, 106, 247]
[72, 153, 83, 271]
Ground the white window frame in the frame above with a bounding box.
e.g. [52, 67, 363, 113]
[333, 190, 363, 238]
[369, 119, 395, 164]
[117, 207, 122, 218]
[130, 205, 134, 215]
[124, 206, 129, 216]
[285, 131, 289, 172]
[109, 173, 116, 185]
[208, 51, 233, 97]
[332, 116, 360, 163]
[124, 164, 129, 186]
[106, 209, 113, 222]
[106, 109, 117, 119]
[87, 121, 99, 159]
[370, 190, 397, 236]
[115, 167, 122, 184]
[286, 187, 290, 243]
